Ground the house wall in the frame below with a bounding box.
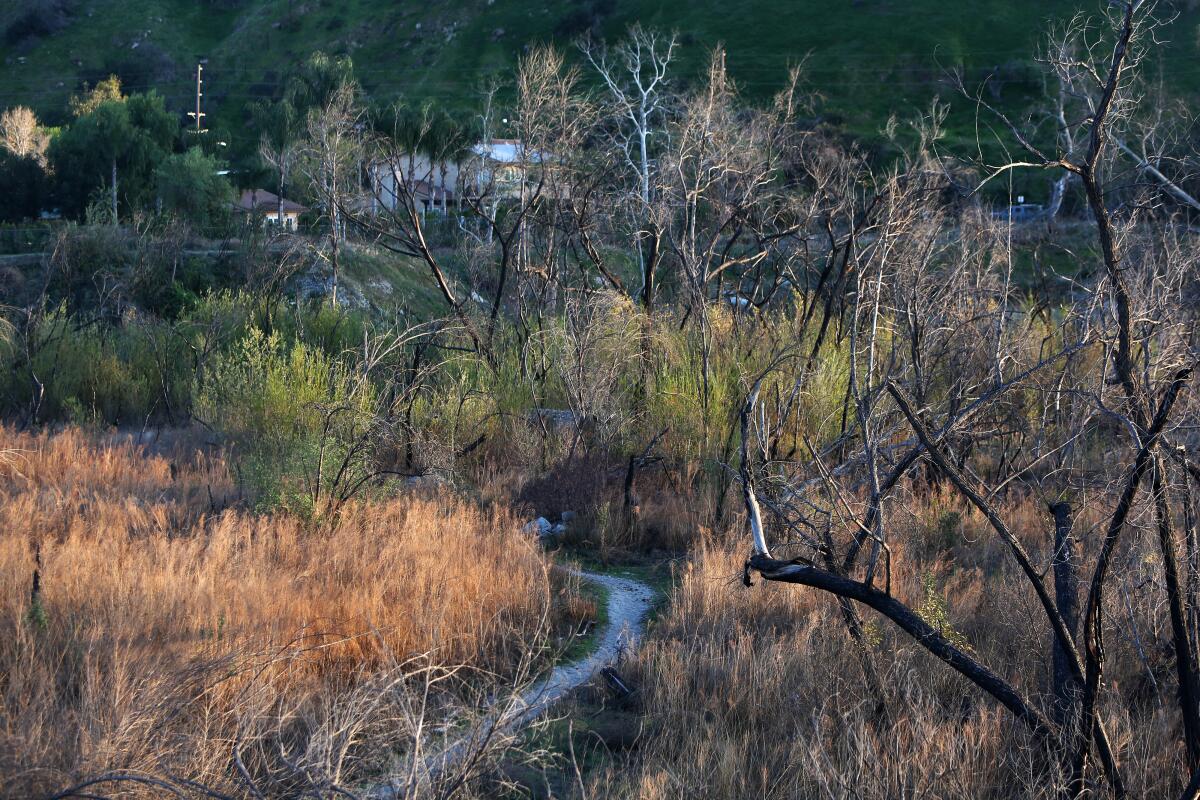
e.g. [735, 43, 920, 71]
[261, 211, 300, 230]
[368, 147, 534, 212]
[369, 157, 461, 213]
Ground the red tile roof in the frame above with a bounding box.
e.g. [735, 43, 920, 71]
[234, 189, 306, 214]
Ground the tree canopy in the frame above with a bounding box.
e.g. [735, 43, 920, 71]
[48, 91, 177, 220]
[155, 147, 234, 228]
[0, 152, 48, 222]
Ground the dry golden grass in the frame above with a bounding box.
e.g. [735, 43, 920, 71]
[0, 426, 578, 797]
[593, 490, 1189, 799]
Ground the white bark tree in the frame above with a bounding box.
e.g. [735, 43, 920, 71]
[296, 82, 363, 307]
[580, 25, 678, 307]
[0, 106, 47, 165]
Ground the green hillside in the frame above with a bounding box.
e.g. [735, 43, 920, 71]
[3, 0, 1199, 156]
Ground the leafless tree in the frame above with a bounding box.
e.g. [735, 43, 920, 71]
[650, 52, 815, 419]
[296, 81, 364, 307]
[347, 47, 594, 364]
[740, 4, 1200, 797]
[0, 105, 47, 165]
[580, 25, 678, 307]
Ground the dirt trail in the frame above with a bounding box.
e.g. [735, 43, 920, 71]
[369, 567, 655, 797]
[511, 568, 655, 727]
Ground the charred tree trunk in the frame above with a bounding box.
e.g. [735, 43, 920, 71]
[1154, 456, 1200, 768]
[746, 553, 1057, 739]
[1049, 501, 1082, 723]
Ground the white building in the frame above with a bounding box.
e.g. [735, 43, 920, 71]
[367, 139, 546, 215]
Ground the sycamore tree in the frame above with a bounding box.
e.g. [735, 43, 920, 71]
[0, 106, 48, 165]
[0, 105, 49, 221]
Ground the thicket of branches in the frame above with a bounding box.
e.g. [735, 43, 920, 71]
[343, 2, 1200, 796]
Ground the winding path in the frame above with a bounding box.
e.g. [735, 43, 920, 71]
[368, 567, 655, 797]
[511, 569, 656, 727]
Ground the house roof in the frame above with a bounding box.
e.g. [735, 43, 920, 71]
[234, 189, 307, 214]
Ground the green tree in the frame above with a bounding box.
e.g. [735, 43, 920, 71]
[69, 75, 124, 118]
[0, 152, 47, 221]
[286, 52, 356, 114]
[48, 91, 177, 222]
[429, 108, 474, 212]
[246, 52, 356, 226]
[250, 97, 300, 222]
[155, 147, 233, 228]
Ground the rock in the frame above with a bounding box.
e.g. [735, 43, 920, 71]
[524, 517, 552, 536]
[405, 474, 445, 490]
[724, 293, 751, 311]
[291, 269, 369, 309]
[528, 408, 577, 434]
[367, 277, 393, 296]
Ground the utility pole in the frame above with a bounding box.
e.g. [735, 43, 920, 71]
[187, 63, 207, 135]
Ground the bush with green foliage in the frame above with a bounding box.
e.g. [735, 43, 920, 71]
[155, 147, 234, 230]
[0, 220, 57, 255]
[0, 304, 191, 425]
[38, 223, 240, 317]
[194, 325, 375, 512]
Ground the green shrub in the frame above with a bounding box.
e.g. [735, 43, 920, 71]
[917, 571, 970, 650]
[195, 326, 375, 512]
[0, 305, 190, 425]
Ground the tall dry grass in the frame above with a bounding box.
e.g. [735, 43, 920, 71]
[0, 426, 579, 797]
[592, 489, 1187, 799]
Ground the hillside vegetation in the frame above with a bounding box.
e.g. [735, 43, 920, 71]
[3, 0, 1200, 147]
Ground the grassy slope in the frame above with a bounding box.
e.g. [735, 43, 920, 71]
[338, 244, 450, 318]
[3, 0, 1198, 142]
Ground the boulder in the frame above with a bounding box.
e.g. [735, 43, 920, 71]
[524, 517, 553, 536]
[405, 474, 445, 491]
[528, 408, 578, 434]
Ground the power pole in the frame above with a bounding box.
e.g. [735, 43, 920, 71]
[187, 63, 207, 135]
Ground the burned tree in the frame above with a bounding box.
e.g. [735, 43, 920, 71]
[739, 3, 1200, 796]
